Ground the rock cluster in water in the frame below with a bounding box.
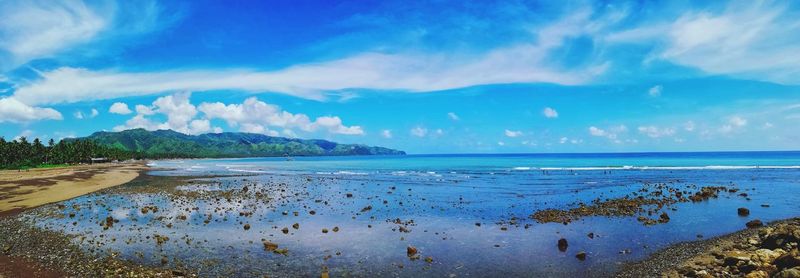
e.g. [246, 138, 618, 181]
[530, 184, 739, 226]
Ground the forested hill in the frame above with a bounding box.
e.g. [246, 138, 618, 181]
[74, 129, 406, 158]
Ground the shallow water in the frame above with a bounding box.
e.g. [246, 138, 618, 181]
[24, 153, 800, 277]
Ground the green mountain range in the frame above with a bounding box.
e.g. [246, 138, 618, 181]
[75, 129, 405, 158]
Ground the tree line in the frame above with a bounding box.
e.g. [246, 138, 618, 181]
[0, 137, 139, 170]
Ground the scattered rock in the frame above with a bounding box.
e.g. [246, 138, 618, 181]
[407, 246, 418, 257]
[558, 238, 568, 252]
[576, 251, 587, 261]
[292, 223, 299, 229]
[243, 224, 250, 230]
[747, 220, 764, 228]
[262, 240, 278, 251]
[738, 207, 751, 216]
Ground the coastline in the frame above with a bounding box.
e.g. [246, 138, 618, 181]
[0, 168, 203, 278]
[0, 162, 148, 216]
[617, 218, 800, 277]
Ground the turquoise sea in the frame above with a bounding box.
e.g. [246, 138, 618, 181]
[29, 151, 800, 277]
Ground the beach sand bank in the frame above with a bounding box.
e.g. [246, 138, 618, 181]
[0, 162, 147, 215]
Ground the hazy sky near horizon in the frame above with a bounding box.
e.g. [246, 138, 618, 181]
[1, 0, 800, 153]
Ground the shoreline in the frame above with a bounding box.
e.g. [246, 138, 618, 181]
[0, 162, 148, 216]
[616, 217, 800, 277]
[0, 170, 202, 278]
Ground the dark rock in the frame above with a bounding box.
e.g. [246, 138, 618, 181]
[587, 232, 594, 239]
[659, 212, 670, 223]
[738, 207, 750, 216]
[282, 227, 289, 234]
[292, 223, 299, 229]
[576, 251, 587, 261]
[558, 238, 568, 252]
[775, 254, 800, 270]
[407, 246, 418, 257]
[746, 220, 764, 228]
[243, 224, 250, 230]
[262, 240, 278, 251]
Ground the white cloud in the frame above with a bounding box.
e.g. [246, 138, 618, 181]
[447, 112, 460, 121]
[589, 125, 627, 140]
[601, 2, 800, 84]
[410, 127, 428, 137]
[648, 85, 663, 97]
[109, 102, 132, 114]
[90, 108, 98, 118]
[729, 116, 747, 127]
[637, 125, 676, 138]
[504, 129, 523, 137]
[14, 129, 35, 141]
[73, 111, 84, 119]
[135, 104, 154, 115]
[381, 130, 392, 138]
[497, 141, 505, 146]
[0, 97, 63, 123]
[559, 137, 568, 144]
[198, 97, 363, 136]
[113, 92, 213, 135]
[10, 10, 610, 106]
[719, 116, 747, 134]
[542, 107, 558, 118]
[0, 1, 107, 69]
[589, 126, 606, 137]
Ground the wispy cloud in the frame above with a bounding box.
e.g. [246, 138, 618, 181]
[0, 0, 107, 69]
[11, 8, 614, 106]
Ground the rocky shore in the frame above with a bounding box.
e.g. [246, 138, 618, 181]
[618, 218, 800, 278]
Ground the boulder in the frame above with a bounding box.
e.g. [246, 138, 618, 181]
[407, 246, 418, 257]
[576, 251, 587, 261]
[752, 249, 784, 264]
[745, 270, 769, 278]
[738, 207, 750, 216]
[558, 238, 568, 252]
[775, 254, 800, 270]
[747, 220, 764, 228]
[775, 267, 800, 278]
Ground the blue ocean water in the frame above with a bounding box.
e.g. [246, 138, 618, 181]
[149, 151, 800, 176]
[27, 151, 800, 277]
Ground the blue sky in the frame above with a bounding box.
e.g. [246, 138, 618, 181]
[1, 0, 800, 153]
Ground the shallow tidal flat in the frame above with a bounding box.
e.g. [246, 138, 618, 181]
[3, 164, 800, 277]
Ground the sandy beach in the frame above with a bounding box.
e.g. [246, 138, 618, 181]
[0, 162, 147, 216]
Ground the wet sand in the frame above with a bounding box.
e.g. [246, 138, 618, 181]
[0, 162, 147, 214]
[0, 172, 197, 278]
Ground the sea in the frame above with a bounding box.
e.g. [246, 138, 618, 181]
[28, 151, 800, 277]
